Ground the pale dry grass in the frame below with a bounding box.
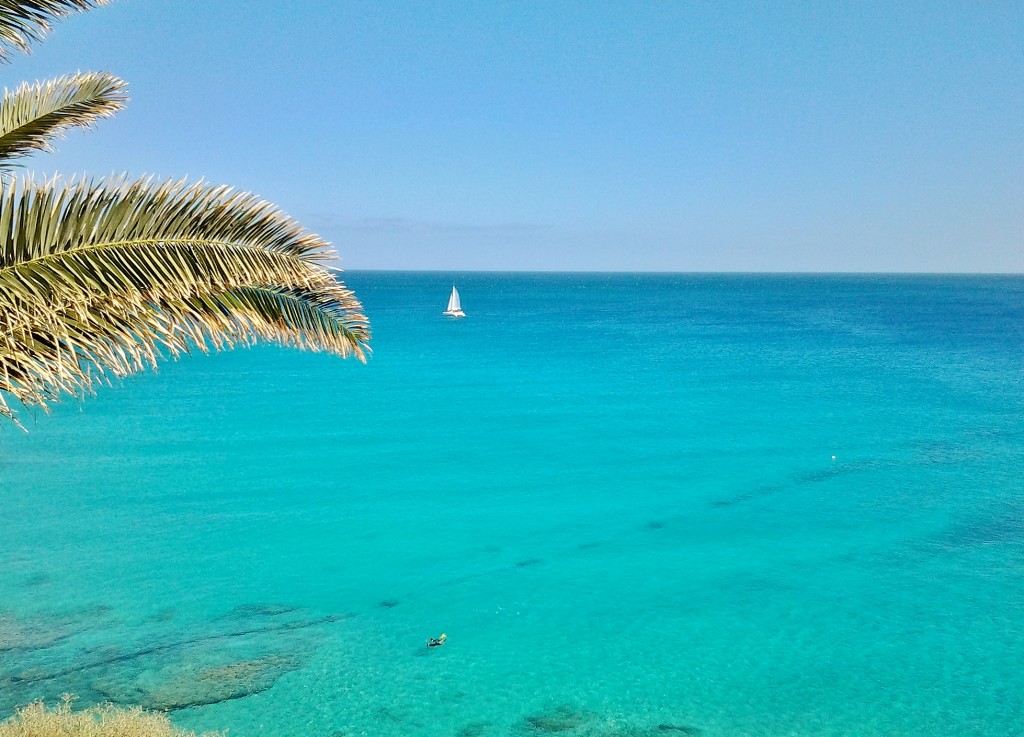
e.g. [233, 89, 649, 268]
[0, 697, 222, 737]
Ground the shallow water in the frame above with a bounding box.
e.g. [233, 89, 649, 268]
[2, 273, 1023, 736]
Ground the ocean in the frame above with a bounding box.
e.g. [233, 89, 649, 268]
[1, 272, 1022, 737]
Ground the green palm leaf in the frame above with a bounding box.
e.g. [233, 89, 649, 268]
[0, 0, 109, 62]
[0, 175, 370, 422]
[0, 73, 127, 168]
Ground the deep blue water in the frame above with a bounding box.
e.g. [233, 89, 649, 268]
[1, 273, 1023, 736]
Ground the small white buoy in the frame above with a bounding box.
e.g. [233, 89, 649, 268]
[831, 455, 837, 460]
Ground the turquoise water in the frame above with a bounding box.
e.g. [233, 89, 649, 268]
[2, 273, 1023, 737]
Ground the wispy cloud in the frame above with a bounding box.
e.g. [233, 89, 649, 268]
[306, 215, 554, 235]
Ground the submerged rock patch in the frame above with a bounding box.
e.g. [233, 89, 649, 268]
[515, 706, 700, 737]
[374, 705, 403, 724]
[20, 573, 53, 588]
[224, 603, 302, 618]
[656, 725, 701, 735]
[147, 608, 177, 623]
[95, 652, 304, 710]
[520, 705, 596, 733]
[0, 613, 71, 652]
[457, 721, 493, 737]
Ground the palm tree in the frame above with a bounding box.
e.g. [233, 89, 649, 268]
[0, 1, 369, 427]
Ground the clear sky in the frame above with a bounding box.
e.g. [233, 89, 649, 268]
[9, 0, 1024, 272]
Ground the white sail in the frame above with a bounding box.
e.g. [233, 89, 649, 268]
[447, 286, 461, 312]
[443, 285, 465, 317]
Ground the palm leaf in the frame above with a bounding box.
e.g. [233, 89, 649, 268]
[0, 175, 346, 267]
[0, 0, 109, 62]
[0, 175, 370, 422]
[1, 283, 369, 418]
[0, 73, 127, 168]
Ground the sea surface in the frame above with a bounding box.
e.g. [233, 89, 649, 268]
[1, 273, 1023, 737]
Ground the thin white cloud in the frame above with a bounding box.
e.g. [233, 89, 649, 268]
[308, 215, 554, 235]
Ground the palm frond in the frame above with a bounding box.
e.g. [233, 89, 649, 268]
[210, 285, 370, 357]
[0, 283, 369, 419]
[0, 73, 127, 167]
[0, 175, 344, 268]
[0, 0, 109, 62]
[0, 175, 370, 421]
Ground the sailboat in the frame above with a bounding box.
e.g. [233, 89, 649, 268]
[443, 285, 466, 318]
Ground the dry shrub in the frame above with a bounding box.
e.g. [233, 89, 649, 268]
[0, 696, 222, 737]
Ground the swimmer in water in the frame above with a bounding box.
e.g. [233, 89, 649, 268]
[426, 633, 447, 647]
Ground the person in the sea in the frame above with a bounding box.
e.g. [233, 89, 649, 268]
[426, 633, 447, 647]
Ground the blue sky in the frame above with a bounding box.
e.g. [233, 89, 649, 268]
[9, 0, 1023, 271]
